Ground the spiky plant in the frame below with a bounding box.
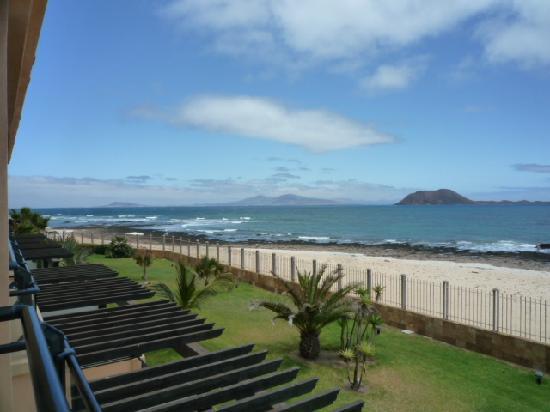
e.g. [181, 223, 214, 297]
[260, 265, 357, 360]
[134, 249, 153, 281]
[153, 261, 233, 309]
[340, 341, 376, 391]
[194, 256, 228, 286]
[61, 236, 91, 265]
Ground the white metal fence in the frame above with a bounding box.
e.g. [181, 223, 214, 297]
[51, 230, 550, 345]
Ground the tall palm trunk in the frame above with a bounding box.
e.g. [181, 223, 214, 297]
[299, 332, 321, 359]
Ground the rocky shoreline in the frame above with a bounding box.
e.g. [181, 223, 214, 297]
[55, 225, 550, 272]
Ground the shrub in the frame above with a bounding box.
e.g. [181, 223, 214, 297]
[106, 236, 133, 258]
[92, 245, 109, 255]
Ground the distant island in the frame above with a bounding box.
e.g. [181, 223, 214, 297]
[97, 202, 146, 208]
[397, 189, 550, 205]
[225, 194, 338, 206]
[230, 194, 338, 206]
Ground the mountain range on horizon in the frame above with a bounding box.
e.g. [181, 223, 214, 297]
[94, 190, 550, 208]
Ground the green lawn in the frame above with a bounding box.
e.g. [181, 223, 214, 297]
[87, 254, 550, 411]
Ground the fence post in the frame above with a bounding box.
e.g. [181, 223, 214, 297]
[228, 246, 232, 266]
[172, 236, 175, 252]
[216, 243, 220, 261]
[337, 264, 343, 291]
[291, 257, 296, 282]
[492, 288, 499, 332]
[81, 232, 84, 244]
[162, 235, 165, 251]
[196, 241, 200, 258]
[255, 250, 260, 274]
[149, 233, 152, 250]
[442, 281, 449, 320]
[272, 253, 277, 276]
[90, 232, 94, 245]
[187, 241, 191, 256]
[240, 248, 245, 269]
[179, 238, 182, 254]
[136, 234, 139, 249]
[205, 241, 209, 258]
[367, 269, 372, 294]
[400, 274, 407, 310]
[312, 259, 317, 276]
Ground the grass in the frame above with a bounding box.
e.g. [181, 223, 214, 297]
[88, 254, 550, 411]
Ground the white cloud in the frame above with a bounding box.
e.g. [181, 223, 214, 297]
[165, 96, 394, 151]
[361, 61, 425, 92]
[161, 0, 550, 75]
[477, 1, 550, 67]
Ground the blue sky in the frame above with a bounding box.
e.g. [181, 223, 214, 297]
[8, 0, 550, 207]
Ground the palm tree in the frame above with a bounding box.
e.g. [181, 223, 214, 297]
[61, 236, 91, 265]
[194, 256, 227, 286]
[10, 207, 50, 234]
[134, 249, 153, 281]
[260, 266, 357, 360]
[153, 261, 233, 309]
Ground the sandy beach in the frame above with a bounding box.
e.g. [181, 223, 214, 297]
[58, 227, 550, 300]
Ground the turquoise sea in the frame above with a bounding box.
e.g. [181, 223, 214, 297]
[39, 205, 550, 253]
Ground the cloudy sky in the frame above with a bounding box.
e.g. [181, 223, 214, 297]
[8, 0, 550, 207]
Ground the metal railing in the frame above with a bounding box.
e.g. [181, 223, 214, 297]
[62, 230, 550, 345]
[0, 306, 101, 412]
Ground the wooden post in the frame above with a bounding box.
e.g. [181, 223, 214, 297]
[255, 250, 260, 274]
[272, 253, 277, 276]
[172, 235, 175, 252]
[179, 238, 182, 254]
[367, 269, 372, 294]
[291, 257, 296, 282]
[240, 248, 245, 269]
[442, 281, 449, 320]
[162, 235, 165, 251]
[312, 259, 317, 276]
[228, 246, 232, 266]
[205, 241, 209, 258]
[149, 232, 152, 250]
[187, 241, 191, 256]
[101, 232, 104, 245]
[492, 288, 499, 332]
[90, 232, 94, 245]
[196, 241, 200, 258]
[81, 232, 84, 244]
[216, 243, 220, 261]
[400, 274, 407, 310]
[337, 264, 343, 291]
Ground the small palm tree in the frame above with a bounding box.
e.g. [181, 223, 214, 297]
[153, 261, 233, 309]
[10, 207, 50, 234]
[340, 341, 376, 391]
[134, 249, 153, 281]
[195, 256, 227, 286]
[61, 236, 91, 265]
[260, 266, 357, 360]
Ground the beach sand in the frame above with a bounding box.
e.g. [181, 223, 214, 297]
[61, 227, 550, 300]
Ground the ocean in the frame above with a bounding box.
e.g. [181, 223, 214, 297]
[39, 204, 550, 254]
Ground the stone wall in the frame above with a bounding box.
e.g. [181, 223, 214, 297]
[151, 250, 550, 372]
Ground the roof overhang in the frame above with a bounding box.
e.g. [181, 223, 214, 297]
[6, 0, 47, 161]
